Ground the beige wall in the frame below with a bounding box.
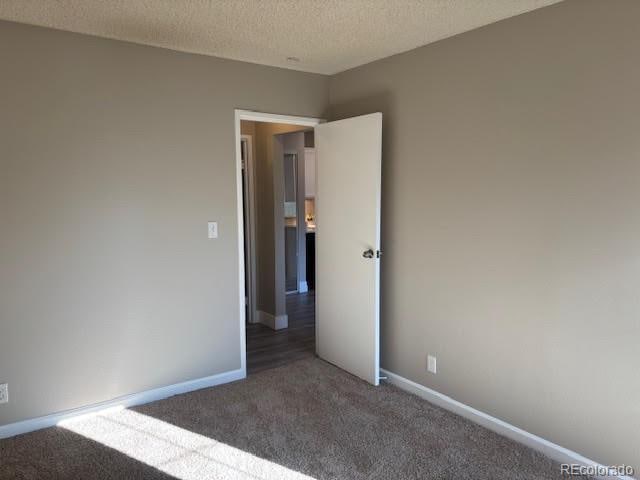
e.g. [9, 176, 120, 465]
[329, 0, 640, 468]
[0, 20, 328, 426]
[251, 123, 307, 317]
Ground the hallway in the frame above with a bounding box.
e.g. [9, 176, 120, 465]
[246, 292, 315, 374]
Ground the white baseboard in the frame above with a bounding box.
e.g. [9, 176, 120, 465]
[0, 368, 246, 440]
[257, 310, 288, 330]
[298, 281, 309, 293]
[247, 308, 260, 324]
[380, 369, 635, 480]
[273, 314, 288, 329]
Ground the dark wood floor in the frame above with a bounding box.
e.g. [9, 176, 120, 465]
[246, 291, 315, 374]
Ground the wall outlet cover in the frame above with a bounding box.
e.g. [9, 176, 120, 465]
[0, 383, 8, 404]
[427, 355, 437, 374]
[207, 221, 218, 239]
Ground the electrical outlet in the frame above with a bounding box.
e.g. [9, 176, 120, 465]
[207, 221, 218, 239]
[0, 384, 8, 404]
[427, 355, 437, 374]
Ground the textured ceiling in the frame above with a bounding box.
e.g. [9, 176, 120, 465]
[0, 0, 562, 74]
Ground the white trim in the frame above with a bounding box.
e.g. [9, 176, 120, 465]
[236, 110, 323, 127]
[257, 310, 288, 330]
[298, 281, 309, 293]
[235, 109, 323, 370]
[372, 114, 382, 386]
[0, 368, 244, 440]
[234, 111, 248, 376]
[380, 368, 635, 480]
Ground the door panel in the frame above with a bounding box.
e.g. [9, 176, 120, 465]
[315, 113, 382, 385]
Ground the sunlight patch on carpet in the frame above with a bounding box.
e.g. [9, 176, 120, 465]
[59, 407, 315, 480]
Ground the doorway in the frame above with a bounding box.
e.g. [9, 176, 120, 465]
[235, 111, 321, 375]
[235, 110, 383, 384]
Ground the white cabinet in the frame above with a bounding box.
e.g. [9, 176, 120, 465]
[304, 148, 316, 198]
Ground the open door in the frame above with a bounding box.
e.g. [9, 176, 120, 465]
[315, 113, 382, 385]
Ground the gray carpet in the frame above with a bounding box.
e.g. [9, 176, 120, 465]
[0, 358, 588, 479]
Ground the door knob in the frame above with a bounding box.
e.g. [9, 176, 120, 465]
[362, 249, 374, 258]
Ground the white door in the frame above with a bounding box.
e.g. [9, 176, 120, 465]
[315, 113, 382, 385]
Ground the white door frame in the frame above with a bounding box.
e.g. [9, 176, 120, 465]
[234, 110, 323, 375]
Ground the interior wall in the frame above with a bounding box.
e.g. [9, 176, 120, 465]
[282, 132, 308, 292]
[0, 20, 328, 427]
[240, 120, 256, 141]
[328, 0, 640, 468]
[251, 123, 307, 317]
